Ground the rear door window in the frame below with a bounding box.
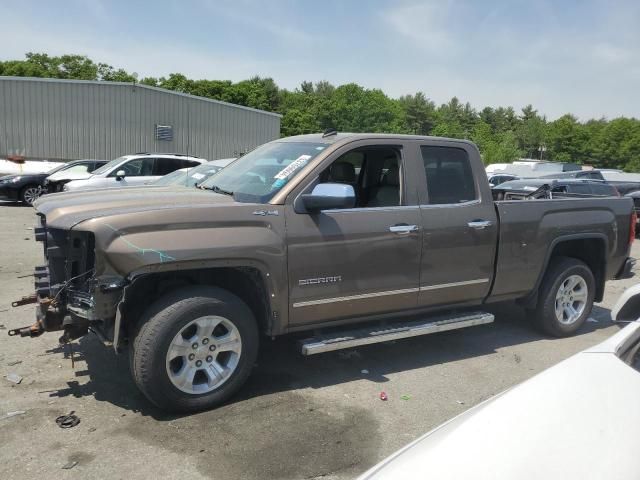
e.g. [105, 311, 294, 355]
[179, 159, 201, 169]
[154, 158, 185, 176]
[421, 146, 477, 204]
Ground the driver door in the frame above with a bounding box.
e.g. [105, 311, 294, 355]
[285, 140, 423, 327]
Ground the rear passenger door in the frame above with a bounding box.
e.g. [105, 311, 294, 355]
[414, 142, 498, 308]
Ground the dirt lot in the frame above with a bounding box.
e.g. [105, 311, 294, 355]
[1, 200, 637, 479]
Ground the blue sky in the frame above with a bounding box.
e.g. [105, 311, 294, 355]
[3, 0, 639, 119]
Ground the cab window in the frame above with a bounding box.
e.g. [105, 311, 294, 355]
[421, 146, 477, 204]
[317, 146, 403, 208]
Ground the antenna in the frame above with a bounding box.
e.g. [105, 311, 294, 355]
[322, 128, 337, 138]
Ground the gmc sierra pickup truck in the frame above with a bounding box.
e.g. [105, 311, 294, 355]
[9, 132, 636, 412]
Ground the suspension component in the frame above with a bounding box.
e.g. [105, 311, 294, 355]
[7, 321, 44, 337]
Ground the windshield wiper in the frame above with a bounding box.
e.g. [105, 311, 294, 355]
[203, 184, 234, 196]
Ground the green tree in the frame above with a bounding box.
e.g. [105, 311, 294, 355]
[546, 114, 588, 163]
[398, 92, 436, 135]
[2, 52, 640, 171]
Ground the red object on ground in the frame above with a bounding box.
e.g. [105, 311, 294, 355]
[379, 392, 388, 401]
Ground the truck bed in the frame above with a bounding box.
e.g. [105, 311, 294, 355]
[489, 197, 633, 302]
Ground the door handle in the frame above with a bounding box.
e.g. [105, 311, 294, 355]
[467, 220, 493, 230]
[389, 224, 420, 234]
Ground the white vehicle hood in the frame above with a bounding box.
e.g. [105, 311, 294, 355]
[360, 322, 640, 480]
[64, 176, 100, 191]
[47, 170, 93, 182]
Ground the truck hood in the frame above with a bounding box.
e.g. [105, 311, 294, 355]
[359, 322, 640, 480]
[34, 186, 235, 229]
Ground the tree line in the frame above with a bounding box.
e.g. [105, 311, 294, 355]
[2, 53, 639, 171]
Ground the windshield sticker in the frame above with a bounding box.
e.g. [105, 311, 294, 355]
[190, 172, 205, 180]
[271, 178, 287, 189]
[274, 155, 311, 180]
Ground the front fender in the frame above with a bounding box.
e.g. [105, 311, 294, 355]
[77, 204, 289, 333]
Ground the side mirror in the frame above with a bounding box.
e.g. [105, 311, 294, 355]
[115, 170, 126, 181]
[301, 183, 355, 212]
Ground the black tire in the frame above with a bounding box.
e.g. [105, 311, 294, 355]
[129, 286, 259, 412]
[529, 256, 595, 337]
[20, 184, 41, 205]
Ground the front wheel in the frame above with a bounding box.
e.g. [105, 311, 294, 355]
[20, 184, 41, 205]
[130, 286, 259, 412]
[528, 256, 595, 337]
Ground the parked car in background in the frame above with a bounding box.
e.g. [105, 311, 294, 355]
[487, 173, 518, 187]
[357, 286, 640, 479]
[0, 159, 106, 205]
[492, 178, 619, 200]
[538, 169, 605, 180]
[63, 153, 206, 192]
[44, 159, 108, 193]
[152, 158, 235, 187]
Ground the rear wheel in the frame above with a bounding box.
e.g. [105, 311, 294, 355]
[20, 185, 41, 205]
[529, 257, 595, 337]
[130, 286, 259, 412]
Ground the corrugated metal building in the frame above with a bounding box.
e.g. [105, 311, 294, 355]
[0, 76, 281, 161]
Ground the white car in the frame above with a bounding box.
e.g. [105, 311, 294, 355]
[152, 158, 235, 187]
[63, 153, 206, 192]
[44, 159, 108, 193]
[358, 286, 640, 480]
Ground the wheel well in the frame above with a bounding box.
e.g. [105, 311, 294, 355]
[549, 238, 606, 302]
[20, 184, 39, 194]
[121, 267, 272, 341]
[519, 237, 606, 308]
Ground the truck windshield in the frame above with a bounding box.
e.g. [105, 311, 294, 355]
[200, 142, 327, 203]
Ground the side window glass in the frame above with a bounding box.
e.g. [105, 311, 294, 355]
[569, 184, 592, 195]
[318, 147, 402, 208]
[180, 160, 201, 169]
[113, 158, 155, 177]
[320, 152, 363, 185]
[421, 146, 476, 204]
[154, 158, 183, 176]
[66, 164, 91, 174]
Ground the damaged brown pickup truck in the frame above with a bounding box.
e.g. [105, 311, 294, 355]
[9, 132, 636, 412]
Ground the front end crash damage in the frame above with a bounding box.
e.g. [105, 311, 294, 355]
[8, 214, 125, 345]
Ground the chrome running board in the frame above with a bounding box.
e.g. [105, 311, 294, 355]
[300, 311, 494, 355]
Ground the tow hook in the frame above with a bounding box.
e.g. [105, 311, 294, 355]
[7, 322, 44, 337]
[11, 294, 38, 308]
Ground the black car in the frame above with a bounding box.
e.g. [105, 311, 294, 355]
[492, 178, 620, 201]
[0, 159, 106, 205]
[487, 173, 519, 187]
[538, 170, 606, 180]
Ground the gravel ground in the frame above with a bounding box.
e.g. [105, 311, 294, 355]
[1, 200, 637, 479]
